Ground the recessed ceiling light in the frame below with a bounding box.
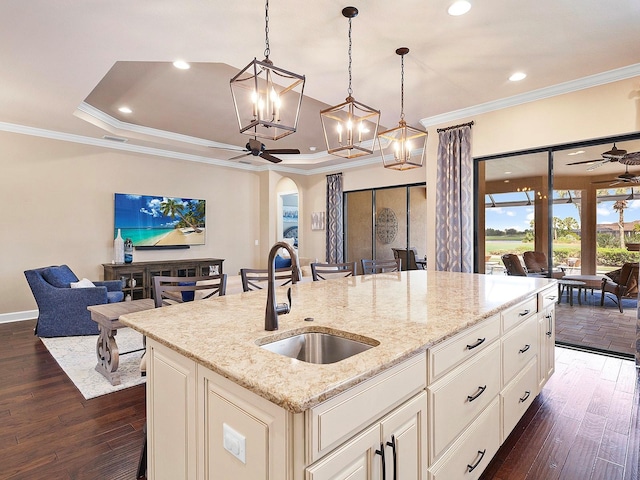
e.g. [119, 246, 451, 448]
[504, 171, 512, 174]
[448, 1, 471, 16]
[567, 150, 585, 156]
[173, 60, 190, 70]
[118, 106, 132, 114]
[309, 146, 317, 151]
[509, 72, 527, 82]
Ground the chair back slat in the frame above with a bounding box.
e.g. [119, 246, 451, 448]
[361, 258, 401, 274]
[152, 274, 227, 308]
[311, 262, 357, 281]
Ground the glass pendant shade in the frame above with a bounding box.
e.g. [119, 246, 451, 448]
[320, 96, 380, 159]
[379, 120, 427, 170]
[230, 58, 305, 141]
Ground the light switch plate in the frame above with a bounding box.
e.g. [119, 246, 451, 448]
[223, 423, 246, 464]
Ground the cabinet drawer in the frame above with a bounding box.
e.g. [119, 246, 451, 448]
[308, 354, 426, 461]
[502, 316, 538, 386]
[538, 286, 558, 310]
[428, 314, 500, 383]
[428, 398, 500, 480]
[501, 358, 538, 441]
[501, 296, 537, 333]
[428, 341, 500, 462]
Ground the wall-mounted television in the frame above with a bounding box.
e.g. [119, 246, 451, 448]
[114, 193, 206, 247]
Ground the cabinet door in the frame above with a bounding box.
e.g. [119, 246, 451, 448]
[306, 424, 382, 480]
[147, 339, 197, 480]
[538, 305, 555, 389]
[380, 391, 427, 480]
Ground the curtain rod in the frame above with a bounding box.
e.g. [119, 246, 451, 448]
[437, 121, 474, 133]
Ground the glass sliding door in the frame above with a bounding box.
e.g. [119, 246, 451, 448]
[344, 183, 427, 274]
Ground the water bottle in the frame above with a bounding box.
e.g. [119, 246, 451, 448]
[124, 238, 134, 263]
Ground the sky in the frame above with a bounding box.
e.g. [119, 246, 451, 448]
[485, 191, 640, 232]
[114, 193, 203, 229]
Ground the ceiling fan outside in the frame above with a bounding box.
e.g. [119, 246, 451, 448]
[567, 143, 630, 170]
[591, 163, 640, 186]
[214, 138, 301, 163]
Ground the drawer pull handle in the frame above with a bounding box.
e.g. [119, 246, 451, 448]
[518, 309, 531, 317]
[467, 449, 486, 472]
[467, 385, 487, 402]
[519, 390, 531, 403]
[519, 344, 531, 354]
[546, 295, 557, 301]
[466, 338, 486, 350]
[386, 434, 397, 480]
[375, 442, 386, 480]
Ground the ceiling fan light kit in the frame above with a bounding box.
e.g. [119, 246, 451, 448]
[320, 6, 381, 159]
[229, 0, 305, 141]
[378, 47, 427, 170]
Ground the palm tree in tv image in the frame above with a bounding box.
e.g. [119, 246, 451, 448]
[159, 197, 205, 233]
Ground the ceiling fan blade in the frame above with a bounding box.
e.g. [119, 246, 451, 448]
[228, 151, 251, 161]
[260, 152, 282, 163]
[591, 179, 616, 184]
[586, 159, 613, 171]
[619, 151, 640, 166]
[264, 148, 300, 155]
[566, 158, 601, 166]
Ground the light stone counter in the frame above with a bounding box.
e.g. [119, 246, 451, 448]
[120, 270, 554, 413]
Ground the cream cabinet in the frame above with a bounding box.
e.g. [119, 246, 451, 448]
[537, 286, 557, 390]
[306, 392, 427, 480]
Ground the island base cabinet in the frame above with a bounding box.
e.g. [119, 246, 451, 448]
[428, 398, 500, 480]
[146, 339, 197, 480]
[306, 391, 427, 480]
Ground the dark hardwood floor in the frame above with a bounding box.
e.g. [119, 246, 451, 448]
[0, 320, 637, 479]
[0, 320, 145, 480]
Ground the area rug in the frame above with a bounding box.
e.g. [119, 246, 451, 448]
[40, 327, 146, 400]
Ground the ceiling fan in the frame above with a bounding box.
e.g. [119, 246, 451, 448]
[591, 163, 640, 186]
[226, 138, 300, 164]
[567, 143, 628, 170]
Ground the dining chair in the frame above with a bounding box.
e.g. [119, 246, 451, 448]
[152, 273, 227, 308]
[240, 267, 297, 292]
[391, 248, 424, 270]
[361, 258, 401, 274]
[311, 262, 357, 281]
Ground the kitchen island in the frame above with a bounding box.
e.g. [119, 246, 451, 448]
[121, 270, 557, 480]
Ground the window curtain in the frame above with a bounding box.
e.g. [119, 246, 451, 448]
[326, 173, 344, 263]
[435, 124, 473, 272]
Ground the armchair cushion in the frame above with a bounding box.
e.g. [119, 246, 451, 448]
[42, 265, 79, 288]
[70, 278, 96, 288]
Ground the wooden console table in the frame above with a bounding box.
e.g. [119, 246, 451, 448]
[102, 258, 224, 300]
[88, 299, 155, 385]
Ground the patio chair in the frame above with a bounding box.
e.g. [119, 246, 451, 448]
[501, 254, 528, 276]
[523, 251, 565, 279]
[391, 248, 424, 270]
[601, 262, 639, 312]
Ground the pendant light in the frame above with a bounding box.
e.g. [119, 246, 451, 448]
[378, 47, 427, 170]
[320, 6, 380, 159]
[230, 0, 305, 141]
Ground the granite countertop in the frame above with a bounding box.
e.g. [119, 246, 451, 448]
[120, 270, 555, 413]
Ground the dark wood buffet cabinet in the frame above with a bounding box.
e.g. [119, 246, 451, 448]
[102, 258, 224, 300]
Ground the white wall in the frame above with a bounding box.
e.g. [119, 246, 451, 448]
[0, 132, 260, 316]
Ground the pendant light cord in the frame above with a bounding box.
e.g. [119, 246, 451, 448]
[264, 0, 270, 60]
[400, 53, 405, 120]
[347, 16, 353, 97]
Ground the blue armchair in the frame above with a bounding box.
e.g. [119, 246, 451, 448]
[24, 265, 124, 337]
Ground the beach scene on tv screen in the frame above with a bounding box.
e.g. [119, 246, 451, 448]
[114, 193, 206, 246]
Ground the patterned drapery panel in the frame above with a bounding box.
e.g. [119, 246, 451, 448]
[435, 125, 473, 272]
[326, 173, 344, 263]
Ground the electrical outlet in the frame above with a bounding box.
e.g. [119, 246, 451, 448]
[223, 423, 246, 464]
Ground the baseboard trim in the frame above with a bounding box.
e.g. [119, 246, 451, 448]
[0, 310, 37, 324]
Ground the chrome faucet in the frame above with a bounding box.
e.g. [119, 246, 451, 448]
[265, 241, 301, 331]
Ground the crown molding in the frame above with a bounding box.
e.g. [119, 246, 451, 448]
[420, 63, 640, 128]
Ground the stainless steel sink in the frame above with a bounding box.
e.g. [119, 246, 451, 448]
[259, 331, 378, 364]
